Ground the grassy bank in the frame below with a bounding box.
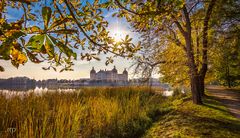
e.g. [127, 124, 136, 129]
[0, 87, 170, 138]
[1, 87, 239, 138]
[143, 95, 240, 138]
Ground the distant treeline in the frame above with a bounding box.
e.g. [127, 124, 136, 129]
[0, 77, 168, 91]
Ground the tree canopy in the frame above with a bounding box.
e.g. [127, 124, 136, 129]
[111, 0, 239, 104]
[0, 0, 140, 72]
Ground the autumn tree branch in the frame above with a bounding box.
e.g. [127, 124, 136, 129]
[64, 0, 128, 57]
[200, 0, 217, 75]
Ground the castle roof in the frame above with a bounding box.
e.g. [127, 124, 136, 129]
[91, 66, 127, 75]
[90, 67, 96, 73]
[123, 68, 128, 74]
[112, 66, 117, 73]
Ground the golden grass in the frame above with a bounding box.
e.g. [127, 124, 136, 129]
[0, 87, 167, 138]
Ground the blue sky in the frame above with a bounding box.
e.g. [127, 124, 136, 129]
[0, 0, 140, 80]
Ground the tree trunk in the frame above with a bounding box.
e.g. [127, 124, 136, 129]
[199, 75, 206, 97]
[200, 0, 217, 97]
[226, 65, 231, 88]
[182, 6, 203, 104]
[191, 75, 203, 105]
[228, 79, 231, 88]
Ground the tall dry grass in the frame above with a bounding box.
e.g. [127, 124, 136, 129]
[0, 87, 168, 138]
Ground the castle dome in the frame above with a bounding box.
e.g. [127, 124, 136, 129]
[112, 66, 117, 73]
[90, 67, 96, 74]
[123, 68, 128, 74]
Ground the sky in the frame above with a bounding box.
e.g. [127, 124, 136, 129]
[0, 0, 140, 80]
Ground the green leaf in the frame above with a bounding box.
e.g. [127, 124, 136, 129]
[42, 6, 52, 30]
[57, 42, 76, 59]
[45, 35, 55, 58]
[25, 49, 42, 63]
[26, 35, 45, 52]
[0, 44, 12, 60]
[49, 36, 76, 59]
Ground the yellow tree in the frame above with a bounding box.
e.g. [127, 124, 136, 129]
[110, 0, 217, 104]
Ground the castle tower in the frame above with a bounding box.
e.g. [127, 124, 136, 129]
[112, 66, 117, 73]
[90, 67, 96, 80]
[112, 66, 118, 81]
[123, 68, 128, 81]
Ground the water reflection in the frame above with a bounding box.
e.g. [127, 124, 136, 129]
[0, 86, 79, 99]
[0, 86, 175, 98]
[0, 85, 81, 92]
[163, 90, 174, 96]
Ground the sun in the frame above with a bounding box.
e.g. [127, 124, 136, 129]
[109, 20, 129, 42]
[113, 29, 126, 42]
[110, 23, 128, 42]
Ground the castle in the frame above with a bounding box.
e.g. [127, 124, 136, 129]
[90, 66, 128, 82]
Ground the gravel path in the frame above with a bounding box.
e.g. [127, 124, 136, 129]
[207, 86, 240, 119]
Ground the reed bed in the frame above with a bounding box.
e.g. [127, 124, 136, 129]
[0, 87, 168, 138]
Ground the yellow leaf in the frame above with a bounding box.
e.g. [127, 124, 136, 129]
[10, 48, 28, 65]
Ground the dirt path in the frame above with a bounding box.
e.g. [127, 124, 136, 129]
[207, 85, 240, 119]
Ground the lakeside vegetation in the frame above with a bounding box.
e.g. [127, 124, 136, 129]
[0, 87, 171, 137]
[1, 87, 239, 137]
